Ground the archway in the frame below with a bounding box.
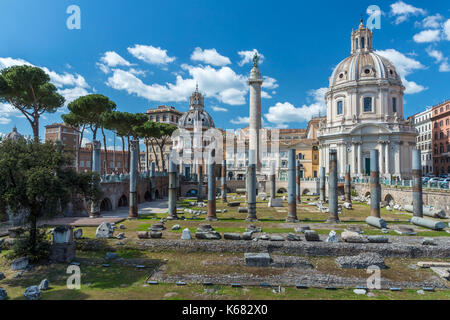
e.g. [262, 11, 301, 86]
[384, 194, 394, 205]
[144, 191, 151, 201]
[118, 195, 128, 207]
[100, 198, 112, 212]
[277, 188, 287, 194]
[302, 189, 310, 195]
[364, 191, 371, 197]
[155, 189, 160, 199]
[186, 189, 198, 197]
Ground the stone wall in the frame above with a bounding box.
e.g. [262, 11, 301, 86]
[354, 183, 450, 215]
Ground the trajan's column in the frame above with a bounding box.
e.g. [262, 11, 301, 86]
[248, 53, 263, 170]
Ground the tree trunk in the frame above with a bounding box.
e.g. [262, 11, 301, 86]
[121, 136, 125, 174]
[77, 126, 85, 173]
[145, 139, 150, 172]
[32, 117, 39, 142]
[150, 139, 160, 172]
[127, 136, 130, 174]
[102, 127, 108, 176]
[29, 209, 38, 256]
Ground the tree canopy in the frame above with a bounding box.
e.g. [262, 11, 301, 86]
[0, 138, 102, 255]
[0, 65, 65, 141]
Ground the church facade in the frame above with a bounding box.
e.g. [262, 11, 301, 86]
[318, 20, 417, 179]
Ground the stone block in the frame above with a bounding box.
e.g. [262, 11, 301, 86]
[244, 253, 271, 267]
[304, 230, 320, 242]
[11, 257, 29, 271]
[224, 233, 241, 240]
[268, 198, 283, 207]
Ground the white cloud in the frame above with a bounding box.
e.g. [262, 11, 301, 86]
[413, 29, 441, 43]
[261, 91, 272, 99]
[390, 1, 426, 24]
[230, 116, 250, 125]
[416, 14, 443, 29]
[0, 102, 26, 125]
[237, 49, 264, 66]
[426, 47, 450, 72]
[128, 45, 175, 65]
[211, 106, 228, 112]
[81, 137, 90, 147]
[444, 19, 450, 40]
[0, 57, 90, 104]
[439, 60, 450, 72]
[100, 51, 131, 67]
[426, 47, 443, 63]
[375, 49, 427, 94]
[264, 87, 327, 126]
[190, 47, 231, 66]
[262, 76, 278, 89]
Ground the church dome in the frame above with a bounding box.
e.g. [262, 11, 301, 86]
[178, 85, 215, 129]
[4, 126, 24, 141]
[329, 20, 402, 88]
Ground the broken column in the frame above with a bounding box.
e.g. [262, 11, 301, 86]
[206, 151, 218, 221]
[296, 159, 301, 203]
[344, 164, 352, 203]
[221, 159, 227, 203]
[150, 162, 156, 200]
[49, 226, 75, 263]
[128, 139, 139, 219]
[246, 150, 258, 221]
[319, 166, 326, 203]
[287, 149, 298, 222]
[197, 164, 203, 202]
[269, 162, 276, 200]
[90, 140, 101, 218]
[327, 150, 339, 223]
[412, 148, 423, 218]
[370, 149, 381, 218]
[167, 154, 178, 220]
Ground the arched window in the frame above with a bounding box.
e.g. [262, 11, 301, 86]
[337, 101, 343, 115]
[363, 97, 373, 112]
[392, 97, 397, 113]
[355, 38, 359, 50]
[361, 37, 365, 49]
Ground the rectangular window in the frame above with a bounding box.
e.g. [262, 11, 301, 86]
[392, 97, 397, 113]
[363, 97, 372, 112]
[337, 101, 343, 115]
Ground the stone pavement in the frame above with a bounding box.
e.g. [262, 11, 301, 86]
[0, 199, 170, 231]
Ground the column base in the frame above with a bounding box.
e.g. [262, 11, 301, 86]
[286, 217, 299, 223]
[205, 217, 219, 221]
[245, 217, 258, 222]
[167, 215, 179, 220]
[89, 213, 101, 219]
[326, 218, 340, 224]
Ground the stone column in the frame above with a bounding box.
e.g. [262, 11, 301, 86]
[327, 149, 339, 223]
[167, 155, 178, 220]
[319, 166, 326, 203]
[246, 150, 258, 221]
[90, 140, 101, 218]
[384, 142, 390, 176]
[270, 162, 276, 200]
[206, 152, 218, 221]
[370, 149, 381, 218]
[150, 162, 156, 200]
[249, 61, 263, 170]
[357, 143, 363, 176]
[412, 148, 423, 218]
[344, 164, 352, 203]
[221, 160, 227, 203]
[197, 164, 203, 202]
[352, 143, 357, 176]
[287, 149, 298, 222]
[379, 142, 385, 176]
[128, 139, 139, 219]
[296, 159, 301, 203]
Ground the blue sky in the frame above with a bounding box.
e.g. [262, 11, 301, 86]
[0, 0, 449, 148]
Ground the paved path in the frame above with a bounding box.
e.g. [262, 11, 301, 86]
[0, 200, 170, 232]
